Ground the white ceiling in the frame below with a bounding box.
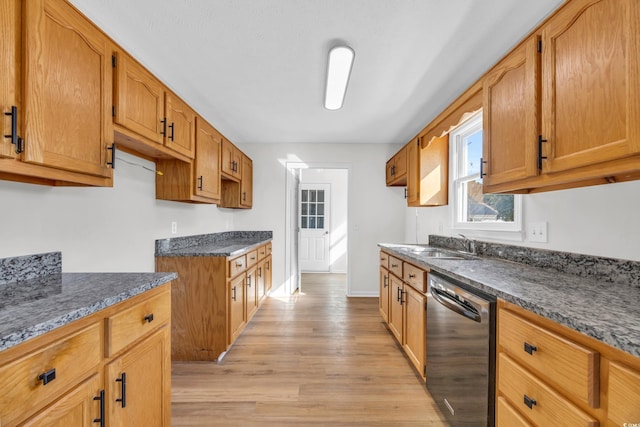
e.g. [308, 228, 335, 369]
[69, 0, 565, 145]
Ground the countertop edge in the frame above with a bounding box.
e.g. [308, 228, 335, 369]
[155, 238, 272, 257]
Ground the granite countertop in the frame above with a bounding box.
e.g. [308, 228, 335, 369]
[379, 242, 640, 358]
[0, 252, 176, 352]
[155, 230, 273, 257]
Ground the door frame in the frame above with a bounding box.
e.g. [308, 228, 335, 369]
[285, 162, 351, 295]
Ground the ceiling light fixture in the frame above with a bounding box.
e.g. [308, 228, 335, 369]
[324, 45, 355, 110]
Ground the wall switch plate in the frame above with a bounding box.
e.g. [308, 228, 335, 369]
[171, 221, 178, 234]
[527, 221, 548, 243]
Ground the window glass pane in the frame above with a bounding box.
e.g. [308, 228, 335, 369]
[309, 217, 316, 229]
[309, 204, 316, 215]
[317, 204, 324, 215]
[301, 190, 308, 202]
[317, 190, 324, 202]
[310, 191, 316, 202]
[301, 203, 308, 215]
[317, 217, 324, 229]
[461, 180, 515, 223]
[464, 130, 483, 176]
[301, 217, 308, 228]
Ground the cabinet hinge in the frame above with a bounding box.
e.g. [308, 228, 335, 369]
[112, 105, 116, 117]
[111, 54, 117, 68]
[537, 39, 542, 53]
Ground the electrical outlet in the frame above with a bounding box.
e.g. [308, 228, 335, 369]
[171, 221, 178, 234]
[527, 221, 548, 243]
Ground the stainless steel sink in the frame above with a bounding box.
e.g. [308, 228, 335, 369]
[388, 244, 474, 260]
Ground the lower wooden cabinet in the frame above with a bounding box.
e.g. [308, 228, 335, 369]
[497, 299, 640, 427]
[0, 283, 171, 427]
[379, 250, 428, 379]
[156, 241, 272, 361]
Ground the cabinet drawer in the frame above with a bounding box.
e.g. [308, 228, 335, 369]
[258, 244, 267, 259]
[388, 256, 402, 278]
[496, 396, 533, 427]
[107, 290, 171, 356]
[498, 353, 598, 427]
[229, 254, 246, 277]
[607, 362, 640, 426]
[403, 262, 427, 292]
[498, 308, 599, 407]
[0, 323, 102, 426]
[380, 251, 389, 269]
[246, 250, 258, 267]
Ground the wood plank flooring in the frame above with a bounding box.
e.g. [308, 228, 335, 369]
[171, 273, 448, 426]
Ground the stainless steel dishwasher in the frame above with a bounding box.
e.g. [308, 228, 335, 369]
[425, 272, 496, 427]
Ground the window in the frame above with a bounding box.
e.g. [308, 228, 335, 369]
[300, 189, 325, 229]
[450, 111, 521, 231]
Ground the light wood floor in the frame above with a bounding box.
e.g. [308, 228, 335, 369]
[171, 273, 448, 426]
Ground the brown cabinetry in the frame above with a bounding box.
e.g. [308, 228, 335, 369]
[386, 144, 407, 186]
[0, 0, 114, 186]
[221, 138, 242, 180]
[156, 241, 272, 361]
[406, 138, 420, 205]
[403, 284, 426, 377]
[220, 152, 253, 209]
[379, 266, 390, 323]
[0, 283, 171, 427]
[497, 299, 640, 427]
[388, 274, 404, 344]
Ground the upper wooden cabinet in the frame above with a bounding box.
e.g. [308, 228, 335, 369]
[406, 138, 420, 205]
[418, 133, 449, 206]
[0, 0, 113, 186]
[221, 138, 242, 180]
[113, 50, 195, 161]
[156, 116, 221, 204]
[220, 150, 253, 209]
[484, 0, 640, 193]
[483, 36, 540, 191]
[386, 144, 407, 186]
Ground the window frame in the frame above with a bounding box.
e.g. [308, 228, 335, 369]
[449, 111, 523, 233]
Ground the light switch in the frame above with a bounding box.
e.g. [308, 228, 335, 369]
[527, 221, 548, 243]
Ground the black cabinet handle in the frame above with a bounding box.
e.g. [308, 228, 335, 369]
[408, 274, 415, 279]
[396, 287, 402, 302]
[401, 290, 406, 304]
[38, 368, 56, 385]
[232, 286, 237, 301]
[391, 263, 398, 268]
[169, 123, 175, 141]
[258, 267, 262, 277]
[160, 118, 167, 136]
[93, 389, 105, 427]
[143, 313, 154, 323]
[537, 135, 548, 170]
[107, 142, 116, 169]
[480, 157, 487, 178]
[243, 192, 246, 201]
[524, 394, 537, 409]
[197, 175, 203, 190]
[524, 342, 538, 355]
[404, 188, 408, 199]
[247, 276, 252, 287]
[4, 105, 23, 153]
[115, 372, 126, 408]
[383, 276, 388, 288]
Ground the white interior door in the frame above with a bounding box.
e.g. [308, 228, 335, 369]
[299, 183, 330, 272]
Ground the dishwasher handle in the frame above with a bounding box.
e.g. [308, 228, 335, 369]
[430, 286, 482, 323]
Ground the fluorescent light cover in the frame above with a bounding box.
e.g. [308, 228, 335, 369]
[324, 46, 354, 110]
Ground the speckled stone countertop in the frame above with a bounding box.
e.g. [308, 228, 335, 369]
[155, 230, 273, 257]
[0, 252, 177, 352]
[379, 240, 640, 358]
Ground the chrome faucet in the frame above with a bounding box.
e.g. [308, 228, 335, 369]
[458, 234, 476, 254]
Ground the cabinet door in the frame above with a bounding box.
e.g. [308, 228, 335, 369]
[483, 36, 539, 187]
[194, 117, 221, 201]
[257, 259, 266, 303]
[22, 374, 102, 427]
[221, 138, 241, 179]
[165, 92, 196, 159]
[229, 274, 246, 344]
[379, 267, 390, 323]
[240, 155, 253, 208]
[388, 276, 404, 344]
[106, 327, 170, 427]
[0, 0, 20, 159]
[541, 0, 640, 173]
[403, 285, 426, 377]
[246, 267, 258, 321]
[407, 138, 419, 205]
[113, 51, 164, 145]
[394, 146, 407, 178]
[23, 0, 112, 178]
[265, 256, 272, 294]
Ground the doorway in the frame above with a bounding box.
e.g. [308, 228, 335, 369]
[284, 163, 350, 295]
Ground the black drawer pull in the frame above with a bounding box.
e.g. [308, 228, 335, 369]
[524, 342, 538, 355]
[391, 263, 398, 268]
[524, 394, 537, 409]
[93, 389, 105, 426]
[408, 274, 416, 279]
[115, 372, 126, 408]
[38, 368, 56, 385]
[383, 276, 388, 288]
[232, 286, 237, 301]
[143, 313, 154, 323]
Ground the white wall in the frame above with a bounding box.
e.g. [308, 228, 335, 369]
[405, 179, 640, 262]
[0, 150, 236, 271]
[300, 168, 349, 273]
[234, 143, 406, 297]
